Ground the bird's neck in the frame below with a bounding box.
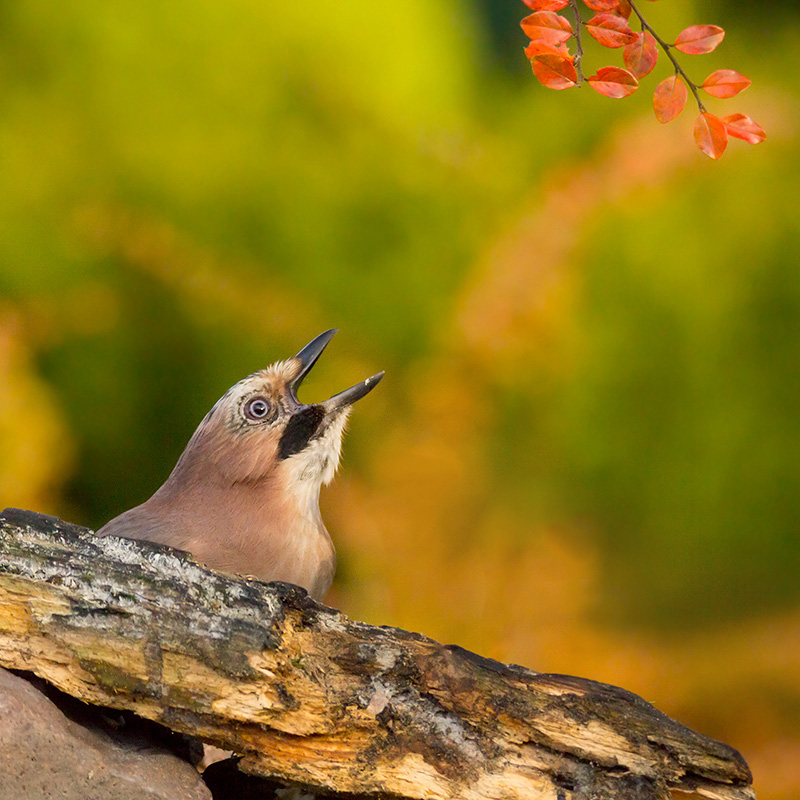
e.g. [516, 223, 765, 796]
[278, 460, 325, 529]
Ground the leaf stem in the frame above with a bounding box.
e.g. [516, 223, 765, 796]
[569, 0, 584, 86]
[627, 0, 706, 112]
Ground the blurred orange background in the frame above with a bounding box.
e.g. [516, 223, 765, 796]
[1, 1, 798, 796]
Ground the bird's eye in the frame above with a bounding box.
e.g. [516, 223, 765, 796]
[244, 396, 272, 422]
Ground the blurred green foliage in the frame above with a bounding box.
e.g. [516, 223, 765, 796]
[560, 149, 800, 627]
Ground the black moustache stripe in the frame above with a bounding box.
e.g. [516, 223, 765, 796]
[278, 406, 326, 460]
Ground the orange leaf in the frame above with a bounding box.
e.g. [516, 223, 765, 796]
[624, 31, 658, 77]
[582, 0, 619, 10]
[583, 0, 632, 18]
[721, 113, 767, 144]
[587, 67, 639, 98]
[585, 13, 637, 49]
[616, 0, 632, 18]
[701, 69, 751, 99]
[520, 11, 573, 46]
[652, 75, 687, 123]
[530, 54, 579, 90]
[674, 24, 725, 55]
[522, 0, 568, 9]
[525, 39, 572, 60]
[694, 112, 728, 159]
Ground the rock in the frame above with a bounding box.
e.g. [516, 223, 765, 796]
[0, 667, 211, 800]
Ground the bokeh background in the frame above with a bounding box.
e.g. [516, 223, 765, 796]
[1, 0, 798, 795]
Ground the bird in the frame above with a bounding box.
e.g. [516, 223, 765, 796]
[98, 329, 383, 601]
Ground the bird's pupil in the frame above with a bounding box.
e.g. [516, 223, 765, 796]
[248, 398, 268, 419]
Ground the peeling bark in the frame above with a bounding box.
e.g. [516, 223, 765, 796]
[0, 508, 754, 800]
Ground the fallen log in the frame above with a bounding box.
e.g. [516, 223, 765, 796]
[0, 507, 754, 800]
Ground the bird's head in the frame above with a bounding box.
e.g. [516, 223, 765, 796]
[173, 330, 383, 499]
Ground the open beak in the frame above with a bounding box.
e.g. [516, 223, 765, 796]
[288, 329, 384, 409]
[288, 329, 338, 396]
[278, 330, 383, 461]
[321, 370, 385, 411]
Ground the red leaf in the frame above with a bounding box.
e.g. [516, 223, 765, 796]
[520, 11, 573, 46]
[587, 67, 639, 98]
[525, 39, 572, 59]
[616, 0, 632, 18]
[525, 41, 577, 89]
[694, 112, 728, 159]
[701, 69, 751, 99]
[652, 75, 687, 123]
[585, 13, 637, 49]
[624, 31, 658, 77]
[674, 24, 725, 55]
[582, 0, 619, 10]
[583, 0, 632, 18]
[531, 54, 579, 90]
[721, 113, 767, 144]
[521, 0, 568, 9]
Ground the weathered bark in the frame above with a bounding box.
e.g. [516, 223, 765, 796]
[0, 508, 754, 800]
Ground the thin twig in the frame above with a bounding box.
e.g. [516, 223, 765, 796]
[569, 0, 584, 86]
[627, 0, 707, 112]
